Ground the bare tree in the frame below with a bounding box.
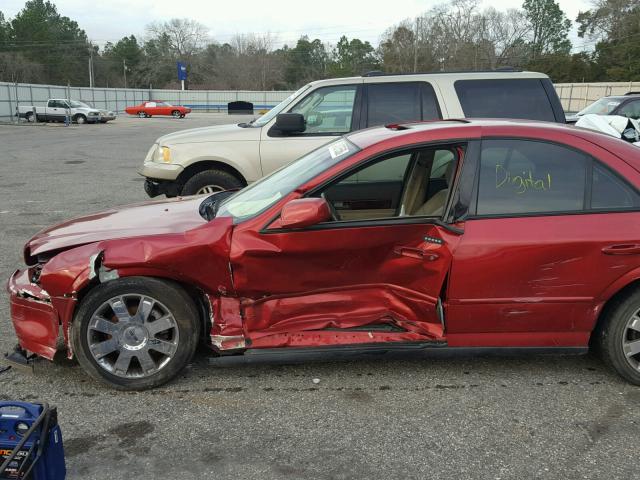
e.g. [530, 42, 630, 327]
[146, 18, 209, 58]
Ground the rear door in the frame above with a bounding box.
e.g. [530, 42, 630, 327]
[232, 142, 469, 345]
[447, 136, 640, 348]
[360, 81, 442, 128]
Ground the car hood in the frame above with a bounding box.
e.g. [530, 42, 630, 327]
[26, 196, 208, 259]
[156, 122, 261, 146]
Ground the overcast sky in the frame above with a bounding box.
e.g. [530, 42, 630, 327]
[1, 0, 592, 50]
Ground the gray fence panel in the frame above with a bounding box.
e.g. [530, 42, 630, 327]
[0, 81, 295, 120]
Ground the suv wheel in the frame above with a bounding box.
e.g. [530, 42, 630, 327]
[75, 114, 87, 124]
[71, 277, 200, 390]
[597, 289, 640, 385]
[181, 169, 244, 196]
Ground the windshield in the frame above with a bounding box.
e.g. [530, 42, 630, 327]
[216, 137, 359, 221]
[70, 100, 90, 108]
[250, 84, 312, 127]
[578, 98, 622, 116]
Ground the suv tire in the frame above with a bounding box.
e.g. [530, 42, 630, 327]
[181, 169, 243, 196]
[596, 289, 640, 385]
[75, 114, 87, 124]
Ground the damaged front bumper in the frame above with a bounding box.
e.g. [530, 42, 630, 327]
[6, 269, 60, 360]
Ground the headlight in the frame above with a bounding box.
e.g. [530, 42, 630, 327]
[88, 111, 98, 116]
[153, 145, 172, 163]
[158, 146, 171, 163]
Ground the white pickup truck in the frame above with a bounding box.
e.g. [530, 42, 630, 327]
[16, 99, 116, 124]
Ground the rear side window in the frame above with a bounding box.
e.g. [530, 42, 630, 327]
[365, 82, 440, 127]
[455, 79, 556, 121]
[592, 164, 640, 209]
[477, 139, 587, 215]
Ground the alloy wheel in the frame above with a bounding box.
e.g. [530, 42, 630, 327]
[195, 185, 224, 195]
[86, 294, 179, 378]
[623, 311, 640, 371]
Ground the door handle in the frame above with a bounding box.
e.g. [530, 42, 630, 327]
[602, 244, 640, 255]
[394, 247, 439, 261]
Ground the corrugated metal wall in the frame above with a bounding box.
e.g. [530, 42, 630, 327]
[0, 81, 294, 121]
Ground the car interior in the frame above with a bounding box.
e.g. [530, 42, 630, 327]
[319, 146, 460, 221]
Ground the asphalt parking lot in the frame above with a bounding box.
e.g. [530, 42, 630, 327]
[1, 113, 639, 479]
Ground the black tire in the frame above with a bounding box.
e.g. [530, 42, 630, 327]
[138, 111, 146, 118]
[71, 277, 200, 390]
[596, 289, 640, 385]
[25, 112, 34, 122]
[172, 110, 181, 118]
[181, 169, 244, 196]
[75, 114, 87, 125]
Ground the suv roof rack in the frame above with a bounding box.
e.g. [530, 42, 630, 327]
[362, 67, 522, 77]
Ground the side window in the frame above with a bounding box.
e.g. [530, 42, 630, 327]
[618, 100, 640, 119]
[146, 102, 157, 108]
[455, 79, 556, 121]
[289, 85, 357, 134]
[592, 163, 640, 209]
[476, 139, 588, 215]
[319, 146, 460, 222]
[365, 82, 440, 127]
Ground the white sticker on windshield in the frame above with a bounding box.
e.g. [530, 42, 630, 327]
[328, 140, 349, 159]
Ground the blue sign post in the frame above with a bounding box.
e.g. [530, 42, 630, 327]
[177, 62, 187, 90]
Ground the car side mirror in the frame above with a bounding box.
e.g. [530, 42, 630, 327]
[274, 113, 306, 134]
[280, 198, 331, 229]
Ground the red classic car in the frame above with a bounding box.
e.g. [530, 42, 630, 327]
[7, 119, 640, 390]
[125, 101, 191, 118]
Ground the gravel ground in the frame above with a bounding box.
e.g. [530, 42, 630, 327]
[0, 114, 639, 479]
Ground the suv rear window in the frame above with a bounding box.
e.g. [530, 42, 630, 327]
[455, 79, 556, 121]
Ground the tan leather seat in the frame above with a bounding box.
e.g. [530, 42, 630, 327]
[413, 161, 455, 217]
[400, 152, 431, 216]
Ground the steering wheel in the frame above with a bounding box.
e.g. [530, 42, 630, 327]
[321, 192, 341, 221]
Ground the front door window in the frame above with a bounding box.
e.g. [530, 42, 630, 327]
[289, 85, 358, 134]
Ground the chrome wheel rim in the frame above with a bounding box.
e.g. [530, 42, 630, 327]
[138, 112, 145, 118]
[86, 294, 179, 378]
[77, 116, 85, 124]
[196, 184, 224, 195]
[623, 311, 640, 370]
[172, 111, 180, 118]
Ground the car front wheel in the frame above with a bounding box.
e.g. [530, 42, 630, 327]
[71, 277, 200, 390]
[181, 169, 244, 196]
[597, 289, 640, 385]
[172, 110, 181, 118]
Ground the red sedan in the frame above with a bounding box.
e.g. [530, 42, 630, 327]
[7, 119, 640, 389]
[125, 101, 191, 118]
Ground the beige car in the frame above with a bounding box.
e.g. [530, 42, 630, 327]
[140, 70, 565, 197]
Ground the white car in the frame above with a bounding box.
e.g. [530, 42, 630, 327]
[140, 70, 566, 197]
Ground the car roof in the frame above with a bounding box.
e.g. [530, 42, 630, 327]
[345, 118, 640, 170]
[306, 70, 549, 88]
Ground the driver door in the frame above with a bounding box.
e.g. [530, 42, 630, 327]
[231, 143, 468, 345]
[259, 83, 363, 176]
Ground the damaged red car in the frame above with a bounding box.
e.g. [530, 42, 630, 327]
[8, 119, 640, 390]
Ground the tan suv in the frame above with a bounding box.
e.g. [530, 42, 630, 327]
[140, 70, 565, 197]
